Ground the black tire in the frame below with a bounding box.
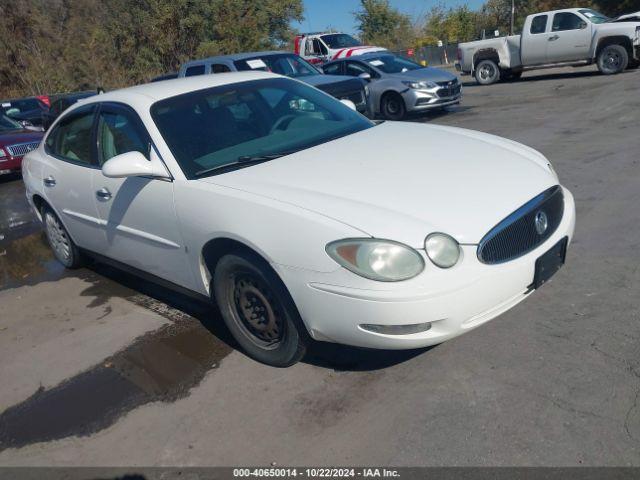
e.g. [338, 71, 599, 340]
[213, 251, 308, 367]
[475, 59, 501, 85]
[597, 45, 628, 75]
[42, 205, 83, 269]
[380, 92, 406, 120]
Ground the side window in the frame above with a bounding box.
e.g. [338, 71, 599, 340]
[97, 108, 149, 165]
[312, 39, 327, 55]
[345, 61, 371, 77]
[530, 15, 548, 34]
[45, 107, 96, 165]
[552, 12, 586, 31]
[185, 65, 205, 77]
[322, 62, 343, 75]
[211, 64, 231, 73]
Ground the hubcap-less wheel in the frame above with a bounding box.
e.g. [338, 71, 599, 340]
[598, 45, 628, 75]
[45, 211, 72, 265]
[230, 273, 284, 349]
[382, 94, 406, 120]
[475, 60, 501, 85]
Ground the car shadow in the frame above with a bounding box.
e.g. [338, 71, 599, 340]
[460, 68, 618, 88]
[85, 259, 429, 372]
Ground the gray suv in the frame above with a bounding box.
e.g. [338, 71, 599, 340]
[323, 53, 462, 120]
[179, 52, 370, 116]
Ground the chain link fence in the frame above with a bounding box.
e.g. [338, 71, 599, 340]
[391, 44, 460, 67]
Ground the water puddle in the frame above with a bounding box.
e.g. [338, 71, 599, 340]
[0, 320, 232, 451]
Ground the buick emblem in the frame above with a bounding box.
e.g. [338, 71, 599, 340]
[534, 211, 548, 235]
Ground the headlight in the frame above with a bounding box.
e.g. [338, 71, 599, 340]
[326, 239, 425, 282]
[425, 233, 461, 269]
[364, 84, 370, 97]
[0, 148, 6, 158]
[402, 80, 437, 90]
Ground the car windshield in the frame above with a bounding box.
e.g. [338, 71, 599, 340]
[1, 98, 44, 112]
[234, 54, 320, 78]
[0, 114, 23, 131]
[365, 55, 422, 74]
[151, 78, 374, 179]
[320, 34, 361, 49]
[579, 9, 610, 23]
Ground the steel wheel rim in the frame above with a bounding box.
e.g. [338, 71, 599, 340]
[45, 213, 71, 263]
[386, 98, 400, 115]
[605, 51, 621, 70]
[479, 64, 495, 81]
[229, 273, 284, 349]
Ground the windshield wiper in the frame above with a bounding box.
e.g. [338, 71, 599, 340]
[194, 151, 296, 178]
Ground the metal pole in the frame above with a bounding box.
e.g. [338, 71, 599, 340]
[510, 0, 515, 35]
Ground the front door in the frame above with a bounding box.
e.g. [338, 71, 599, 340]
[92, 103, 194, 289]
[522, 14, 551, 65]
[41, 104, 106, 253]
[547, 12, 591, 63]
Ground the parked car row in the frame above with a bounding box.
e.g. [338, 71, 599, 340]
[176, 50, 462, 120]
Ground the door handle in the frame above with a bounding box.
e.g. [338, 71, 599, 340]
[43, 176, 56, 187]
[548, 35, 560, 41]
[96, 187, 112, 201]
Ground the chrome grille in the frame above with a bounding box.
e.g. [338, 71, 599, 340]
[7, 142, 40, 157]
[436, 80, 461, 98]
[477, 186, 564, 265]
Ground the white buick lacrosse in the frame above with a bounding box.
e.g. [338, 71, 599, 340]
[22, 72, 575, 366]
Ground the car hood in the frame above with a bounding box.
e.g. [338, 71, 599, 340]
[199, 122, 558, 247]
[0, 129, 44, 145]
[386, 67, 459, 83]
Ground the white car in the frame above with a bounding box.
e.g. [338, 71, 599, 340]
[22, 72, 576, 367]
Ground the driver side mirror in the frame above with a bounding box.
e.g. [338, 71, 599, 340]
[102, 150, 171, 179]
[358, 72, 372, 81]
[340, 99, 357, 111]
[579, 21, 587, 29]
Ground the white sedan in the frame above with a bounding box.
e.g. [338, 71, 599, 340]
[22, 72, 576, 367]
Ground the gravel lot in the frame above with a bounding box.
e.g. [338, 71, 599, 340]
[0, 65, 639, 466]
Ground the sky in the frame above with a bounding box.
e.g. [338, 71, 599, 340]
[292, 0, 486, 35]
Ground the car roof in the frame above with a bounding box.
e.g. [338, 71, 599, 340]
[325, 52, 393, 64]
[73, 71, 280, 108]
[183, 51, 291, 65]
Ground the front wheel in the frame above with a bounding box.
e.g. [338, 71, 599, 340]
[597, 45, 628, 75]
[43, 206, 83, 268]
[381, 92, 406, 120]
[475, 59, 501, 85]
[213, 251, 309, 367]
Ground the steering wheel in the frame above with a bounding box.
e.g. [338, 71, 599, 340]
[270, 115, 297, 134]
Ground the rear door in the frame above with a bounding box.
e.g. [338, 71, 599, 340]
[41, 104, 106, 253]
[547, 12, 591, 62]
[92, 103, 194, 288]
[521, 14, 551, 65]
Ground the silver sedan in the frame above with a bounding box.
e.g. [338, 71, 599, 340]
[323, 53, 462, 120]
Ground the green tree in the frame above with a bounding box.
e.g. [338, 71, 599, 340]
[354, 0, 416, 50]
[594, 0, 640, 16]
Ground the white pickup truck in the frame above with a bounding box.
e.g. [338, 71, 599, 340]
[456, 8, 640, 85]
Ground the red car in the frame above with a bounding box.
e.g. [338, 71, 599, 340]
[0, 114, 43, 176]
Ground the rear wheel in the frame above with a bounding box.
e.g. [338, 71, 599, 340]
[475, 59, 501, 85]
[597, 45, 628, 75]
[213, 251, 308, 367]
[381, 92, 406, 120]
[42, 206, 83, 268]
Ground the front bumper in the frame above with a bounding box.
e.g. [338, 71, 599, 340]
[0, 155, 23, 175]
[403, 87, 462, 112]
[275, 187, 576, 350]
